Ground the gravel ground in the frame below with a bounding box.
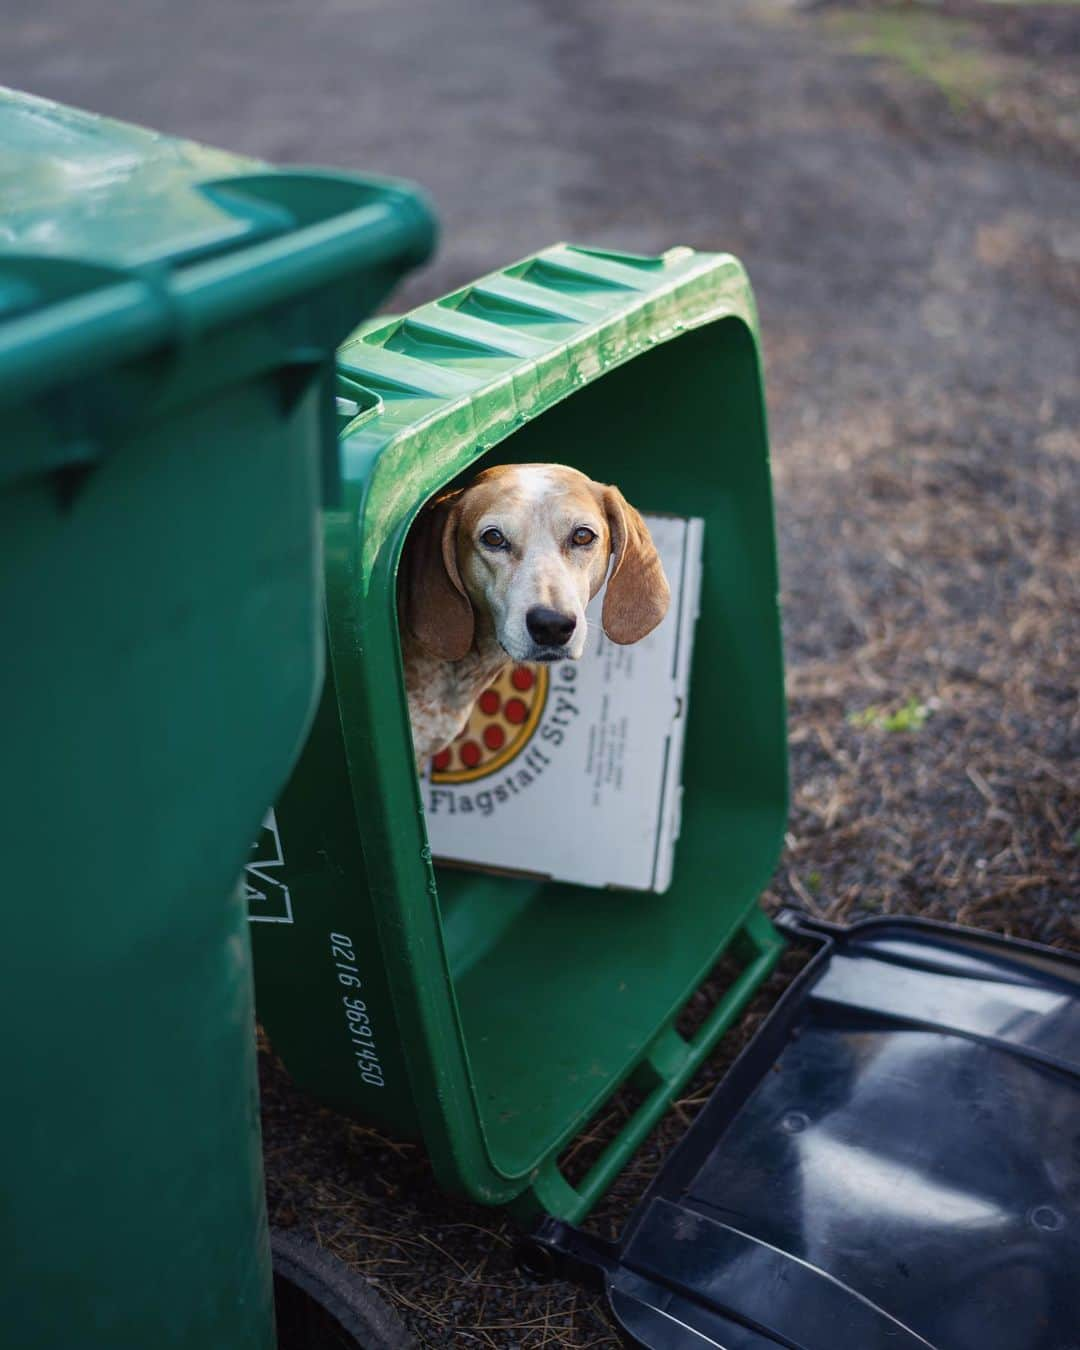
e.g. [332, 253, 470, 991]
[5, 0, 1076, 1344]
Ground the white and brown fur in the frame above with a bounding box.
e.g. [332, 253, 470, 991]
[398, 463, 670, 768]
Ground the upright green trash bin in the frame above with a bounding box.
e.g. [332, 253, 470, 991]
[251, 244, 787, 1221]
[0, 89, 433, 1350]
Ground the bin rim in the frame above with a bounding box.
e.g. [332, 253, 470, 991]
[335, 242, 761, 586]
[338, 245, 756, 461]
[0, 88, 435, 421]
[0, 174, 435, 417]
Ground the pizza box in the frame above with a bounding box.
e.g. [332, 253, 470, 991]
[421, 514, 703, 892]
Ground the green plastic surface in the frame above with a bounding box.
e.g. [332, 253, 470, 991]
[0, 89, 433, 1350]
[252, 243, 787, 1220]
[0, 87, 435, 496]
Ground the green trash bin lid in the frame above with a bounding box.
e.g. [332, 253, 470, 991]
[0, 87, 435, 487]
[0, 87, 269, 268]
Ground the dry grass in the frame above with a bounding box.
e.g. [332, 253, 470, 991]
[260, 1037, 624, 1348]
[817, 0, 1080, 168]
[772, 393, 1077, 951]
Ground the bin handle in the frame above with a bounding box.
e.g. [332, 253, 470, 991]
[524, 907, 783, 1225]
[0, 188, 435, 409]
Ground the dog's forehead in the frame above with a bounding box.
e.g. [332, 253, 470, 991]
[463, 463, 602, 525]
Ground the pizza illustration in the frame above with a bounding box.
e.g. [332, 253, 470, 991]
[430, 664, 550, 783]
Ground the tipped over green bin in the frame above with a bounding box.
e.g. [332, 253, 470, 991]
[0, 89, 433, 1349]
[251, 244, 788, 1222]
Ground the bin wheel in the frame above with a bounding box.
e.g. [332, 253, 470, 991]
[271, 1228, 415, 1350]
[514, 1237, 556, 1281]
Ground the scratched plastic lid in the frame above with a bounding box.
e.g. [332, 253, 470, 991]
[529, 913, 1080, 1349]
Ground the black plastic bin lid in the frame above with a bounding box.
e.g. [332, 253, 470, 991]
[530, 913, 1080, 1350]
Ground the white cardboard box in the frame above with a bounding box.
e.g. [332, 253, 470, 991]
[422, 514, 703, 892]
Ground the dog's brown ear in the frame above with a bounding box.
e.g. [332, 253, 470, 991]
[600, 485, 671, 644]
[400, 491, 474, 660]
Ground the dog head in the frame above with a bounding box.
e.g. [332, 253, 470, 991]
[402, 463, 670, 663]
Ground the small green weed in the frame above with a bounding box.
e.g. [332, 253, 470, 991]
[847, 697, 932, 732]
[825, 9, 998, 111]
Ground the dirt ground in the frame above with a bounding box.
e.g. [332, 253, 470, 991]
[6, 0, 1075, 1344]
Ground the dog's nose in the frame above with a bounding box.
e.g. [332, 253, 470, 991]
[526, 605, 576, 647]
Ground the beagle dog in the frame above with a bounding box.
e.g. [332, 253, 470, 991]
[399, 463, 670, 768]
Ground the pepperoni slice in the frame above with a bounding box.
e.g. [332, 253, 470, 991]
[430, 663, 548, 779]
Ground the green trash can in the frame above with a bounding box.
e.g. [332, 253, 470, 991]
[0, 89, 433, 1349]
[251, 243, 787, 1222]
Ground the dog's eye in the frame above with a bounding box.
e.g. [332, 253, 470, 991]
[570, 526, 597, 547]
[480, 527, 507, 550]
